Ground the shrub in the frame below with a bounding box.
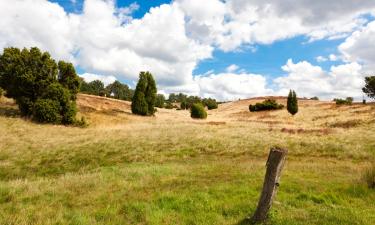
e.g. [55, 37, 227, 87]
[191, 103, 207, 119]
[0, 88, 3, 97]
[362, 163, 375, 189]
[249, 99, 284, 112]
[334, 97, 353, 105]
[131, 72, 157, 116]
[165, 101, 174, 109]
[203, 98, 218, 110]
[310, 96, 319, 100]
[33, 99, 61, 123]
[287, 90, 298, 115]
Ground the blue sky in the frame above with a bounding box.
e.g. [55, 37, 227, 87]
[1, 0, 374, 100]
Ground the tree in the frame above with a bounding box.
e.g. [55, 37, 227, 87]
[58, 61, 80, 100]
[363, 76, 375, 99]
[287, 90, 298, 115]
[105, 80, 133, 100]
[155, 94, 165, 108]
[0, 47, 58, 116]
[0, 47, 78, 124]
[145, 72, 157, 114]
[79, 79, 106, 96]
[131, 71, 157, 116]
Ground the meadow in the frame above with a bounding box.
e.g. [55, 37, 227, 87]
[0, 94, 375, 225]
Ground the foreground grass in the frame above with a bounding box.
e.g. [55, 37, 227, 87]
[0, 95, 375, 224]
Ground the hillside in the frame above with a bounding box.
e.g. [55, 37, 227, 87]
[0, 94, 375, 224]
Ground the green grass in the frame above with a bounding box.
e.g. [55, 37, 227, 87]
[1, 96, 375, 224]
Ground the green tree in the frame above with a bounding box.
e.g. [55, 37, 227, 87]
[131, 72, 157, 116]
[145, 72, 157, 114]
[58, 61, 80, 100]
[0, 47, 58, 116]
[0, 47, 78, 124]
[105, 80, 133, 100]
[287, 90, 298, 115]
[155, 94, 165, 108]
[363, 76, 375, 99]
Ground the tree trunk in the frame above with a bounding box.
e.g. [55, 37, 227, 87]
[251, 147, 288, 223]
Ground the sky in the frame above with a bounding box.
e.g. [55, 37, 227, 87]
[1, 0, 375, 101]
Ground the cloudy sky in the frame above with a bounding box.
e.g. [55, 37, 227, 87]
[1, 0, 375, 101]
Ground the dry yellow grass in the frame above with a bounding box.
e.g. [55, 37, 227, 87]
[0, 94, 375, 224]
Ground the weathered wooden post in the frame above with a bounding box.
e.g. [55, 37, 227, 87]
[251, 147, 288, 223]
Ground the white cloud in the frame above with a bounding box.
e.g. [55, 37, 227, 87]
[194, 73, 273, 101]
[177, 0, 375, 51]
[79, 73, 117, 86]
[226, 64, 239, 73]
[316, 56, 327, 62]
[0, 0, 77, 62]
[274, 59, 365, 99]
[329, 54, 338, 61]
[339, 20, 375, 72]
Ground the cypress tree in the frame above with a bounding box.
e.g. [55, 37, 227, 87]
[131, 71, 157, 116]
[287, 90, 298, 115]
[145, 72, 157, 115]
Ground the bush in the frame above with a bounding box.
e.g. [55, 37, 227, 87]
[362, 163, 375, 189]
[334, 97, 353, 105]
[249, 99, 284, 112]
[310, 96, 319, 100]
[0, 88, 3, 97]
[203, 98, 218, 110]
[165, 101, 174, 109]
[33, 99, 61, 123]
[191, 103, 207, 119]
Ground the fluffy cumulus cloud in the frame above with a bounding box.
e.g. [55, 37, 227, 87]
[275, 59, 365, 99]
[339, 20, 375, 72]
[193, 73, 272, 100]
[0, 0, 374, 100]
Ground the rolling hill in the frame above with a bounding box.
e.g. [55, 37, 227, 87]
[0, 94, 375, 225]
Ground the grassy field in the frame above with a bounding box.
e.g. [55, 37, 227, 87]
[0, 94, 375, 225]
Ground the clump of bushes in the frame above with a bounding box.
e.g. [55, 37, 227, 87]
[362, 163, 375, 189]
[249, 99, 284, 112]
[310, 96, 319, 100]
[0, 47, 80, 125]
[334, 97, 353, 105]
[191, 103, 207, 119]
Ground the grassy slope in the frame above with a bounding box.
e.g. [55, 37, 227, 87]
[0, 94, 375, 225]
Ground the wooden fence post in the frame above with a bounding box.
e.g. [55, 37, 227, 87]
[251, 147, 288, 223]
